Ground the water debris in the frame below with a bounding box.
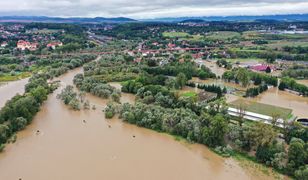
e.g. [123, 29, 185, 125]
[132, 135, 136, 138]
[36, 130, 40, 135]
[83, 120, 87, 123]
[108, 125, 111, 128]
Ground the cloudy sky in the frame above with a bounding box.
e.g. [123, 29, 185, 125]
[0, 0, 308, 19]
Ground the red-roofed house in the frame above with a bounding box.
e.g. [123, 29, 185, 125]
[192, 53, 203, 59]
[250, 64, 274, 72]
[17, 40, 38, 51]
[47, 42, 63, 50]
[168, 43, 176, 49]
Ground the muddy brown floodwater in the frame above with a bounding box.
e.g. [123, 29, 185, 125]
[197, 60, 227, 77]
[252, 87, 308, 118]
[296, 79, 308, 87]
[0, 68, 278, 180]
[0, 78, 29, 109]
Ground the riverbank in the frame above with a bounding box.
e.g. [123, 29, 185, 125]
[0, 77, 29, 108]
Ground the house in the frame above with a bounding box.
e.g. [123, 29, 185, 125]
[0, 41, 8, 47]
[250, 64, 274, 72]
[168, 43, 176, 49]
[17, 40, 38, 51]
[47, 42, 63, 50]
[152, 42, 159, 46]
[159, 59, 169, 66]
[192, 53, 203, 60]
[127, 51, 135, 56]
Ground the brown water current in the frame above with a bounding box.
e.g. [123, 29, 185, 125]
[0, 78, 29, 109]
[0, 68, 279, 180]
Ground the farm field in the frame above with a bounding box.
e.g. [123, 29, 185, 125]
[229, 99, 293, 120]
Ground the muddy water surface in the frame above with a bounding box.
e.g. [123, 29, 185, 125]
[0, 68, 277, 180]
[252, 87, 308, 118]
[296, 79, 308, 86]
[0, 78, 29, 108]
[204, 60, 227, 77]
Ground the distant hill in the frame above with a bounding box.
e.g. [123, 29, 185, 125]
[145, 14, 308, 22]
[0, 16, 137, 23]
[180, 19, 206, 23]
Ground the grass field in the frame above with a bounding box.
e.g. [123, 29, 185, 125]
[225, 58, 265, 63]
[266, 40, 308, 48]
[181, 91, 197, 97]
[163, 31, 241, 41]
[180, 34, 204, 41]
[229, 99, 293, 120]
[162, 32, 190, 38]
[205, 31, 241, 40]
[163, 31, 204, 41]
[242, 31, 261, 40]
[0, 72, 31, 82]
[31, 29, 61, 34]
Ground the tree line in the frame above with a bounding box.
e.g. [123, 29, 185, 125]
[279, 77, 308, 96]
[0, 73, 58, 151]
[245, 84, 268, 97]
[222, 68, 278, 87]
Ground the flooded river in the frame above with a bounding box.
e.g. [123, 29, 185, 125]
[0, 68, 279, 180]
[0, 78, 29, 108]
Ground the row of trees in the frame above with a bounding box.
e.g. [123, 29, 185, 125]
[0, 73, 56, 151]
[282, 46, 308, 54]
[279, 77, 308, 96]
[197, 84, 227, 98]
[36, 54, 97, 79]
[282, 68, 308, 79]
[222, 68, 278, 87]
[143, 61, 216, 80]
[245, 84, 268, 97]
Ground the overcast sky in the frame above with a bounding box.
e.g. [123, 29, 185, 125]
[0, 0, 308, 19]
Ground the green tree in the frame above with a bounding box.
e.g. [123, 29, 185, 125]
[30, 86, 48, 103]
[236, 68, 250, 87]
[295, 165, 308, 180]
[68, 98, 80, 110]
[202, 114, 228, 147]
[176, 73, 187, 89]
[288, 138, 307, 171]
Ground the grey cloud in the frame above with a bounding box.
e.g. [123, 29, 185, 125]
[0, 0, 307, 18]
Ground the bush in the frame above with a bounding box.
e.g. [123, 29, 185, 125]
[295, 165, 308, 180]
